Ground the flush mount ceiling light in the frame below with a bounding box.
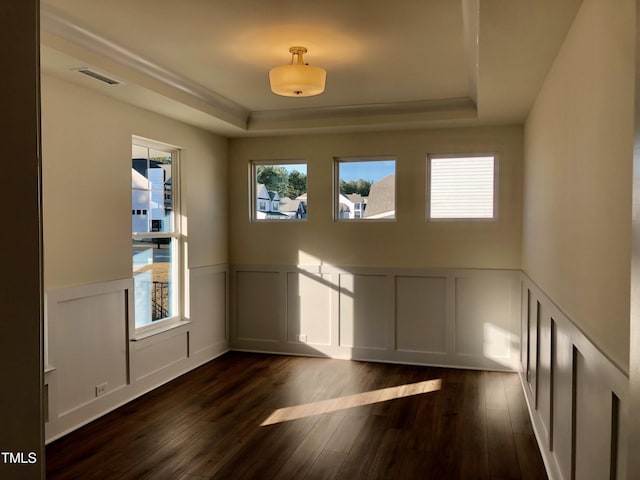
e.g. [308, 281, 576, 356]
[269, 46, 326, 97]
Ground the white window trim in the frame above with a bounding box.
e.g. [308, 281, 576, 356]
[334, 156, 397, 222]
[249, 160, 308, 222]
[426, 153, 498, 222]
[131, 318, 190, 341]
[131, 138, 184, 337]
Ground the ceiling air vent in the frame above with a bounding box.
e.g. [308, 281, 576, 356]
[74, 68, 121, 85]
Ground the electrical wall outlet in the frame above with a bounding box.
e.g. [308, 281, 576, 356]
[95, 382, 108, 397]
[298, 334, 307, 343]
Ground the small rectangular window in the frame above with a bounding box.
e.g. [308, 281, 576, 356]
[252, 162, 307, 220]
[336, 158, 396, 220]
[427, 154, 496, 220]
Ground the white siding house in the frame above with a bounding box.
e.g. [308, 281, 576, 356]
[131, 168, 149, 233]
[255, 183, 286, 219]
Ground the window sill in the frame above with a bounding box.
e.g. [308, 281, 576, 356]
[427, 217, 497, 222]
[336, 218, 396, 222]
[131, 319, 191, 341]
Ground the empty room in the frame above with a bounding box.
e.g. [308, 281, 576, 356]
[3, 0, 640, 479]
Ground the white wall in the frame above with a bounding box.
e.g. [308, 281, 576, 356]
[228, 126, 524, 370]
[41, 74, 229, 441]
[522, 0, 634, 372]
[42, 74, 228, 288]
[229, 126, 523, 269]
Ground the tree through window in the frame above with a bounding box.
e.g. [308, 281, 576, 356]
[336, 158, 396, 220]
[253, 162, 308, 220]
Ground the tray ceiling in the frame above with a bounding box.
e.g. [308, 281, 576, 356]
[40, 0, 582, 136]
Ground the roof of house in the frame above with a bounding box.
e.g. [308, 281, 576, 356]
[363, 174, 395, 218]
[346, 193, 366, 204]
[279, 198, 300, 212]
[256, 183, 271, 200]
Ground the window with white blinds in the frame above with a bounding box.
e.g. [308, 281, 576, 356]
[428, 155, 496, 219]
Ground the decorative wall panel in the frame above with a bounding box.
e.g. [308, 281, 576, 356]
[236, 271, 281, 342]
[521, 274, 628, 480]
[190, 268, 227, 355]
[45, 265, 229, 442]
[339, 274, 387, 349]
[231, 265, 521, 370]
[287, 272, 332, 345]
[395, 276, 447, 353]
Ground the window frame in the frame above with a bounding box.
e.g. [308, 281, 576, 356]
[426, 153, 498, 222]
[334, 156, 397, 222]
[131, 137, 184, 338]
[250, 160, 308, 222]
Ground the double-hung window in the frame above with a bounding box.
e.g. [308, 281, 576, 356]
[132, 140, 181, 330]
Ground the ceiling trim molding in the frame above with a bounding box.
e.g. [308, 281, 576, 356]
[248, 97, 477, 131]
[40, 6, 250, 127]
[39, 7, 478, 136]
[462, 0, 479, 105]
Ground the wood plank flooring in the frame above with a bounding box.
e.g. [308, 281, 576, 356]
[46, 352, 548, 479]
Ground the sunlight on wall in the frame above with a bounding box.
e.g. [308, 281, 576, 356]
[298, 250, 322, 266]
[297, 249, 351, 275]
[182, 239, 190, 319]
[483, 322, 517, 369]
[179, 212, 188, 238]
[295, 250, 354, 349]
[261, 379, 442, 426]
[294, 273, 332, 345]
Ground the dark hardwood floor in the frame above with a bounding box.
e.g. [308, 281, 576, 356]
[46, 352, 548, 479]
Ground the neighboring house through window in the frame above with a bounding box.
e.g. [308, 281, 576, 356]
[252, 161, 307, 220]
[336, 158, 396, 220]
[132, 140, 181, 330]
[427, 154, 497, 220]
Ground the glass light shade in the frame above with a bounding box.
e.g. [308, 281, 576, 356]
[269, 64, 326, 97]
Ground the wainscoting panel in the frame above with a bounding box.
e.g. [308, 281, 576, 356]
[527, 293, 539, 404]
[551, 321, 573, 480]
[339, 274, 387, 350]
[45, 265, 229, 443]
[236, 271, 281, 342]
[521, 273, 628, 480]
[574, 350, 613, 480]
[395, 276, 447, 353]
[53, 288, 128, 416]
[231, 265, 521, 370]
[521, 287, 529, 378]
[454, 275, 514, 360]
[189, 267, 228, 356]
[287, 272, 332, 345]
[132, 330, 189, 381]
[537, 301, 553, 447]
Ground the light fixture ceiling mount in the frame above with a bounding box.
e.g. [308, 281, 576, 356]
[269, 46, 326, 97]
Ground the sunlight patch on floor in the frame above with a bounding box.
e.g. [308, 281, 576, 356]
[260, 378, 442, 426]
